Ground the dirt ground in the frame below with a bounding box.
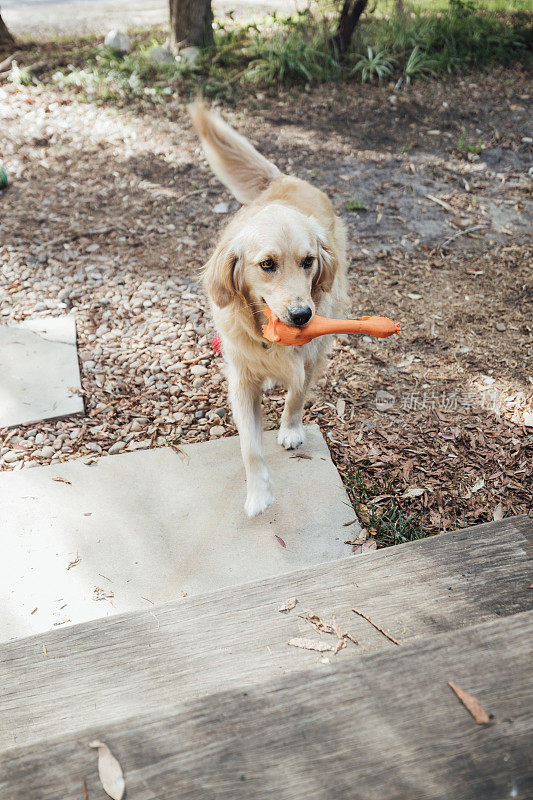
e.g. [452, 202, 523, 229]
[0, 66, 531, 545]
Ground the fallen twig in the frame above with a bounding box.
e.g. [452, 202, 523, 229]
[0, 51, 22, 72]
[44, 226, 119, 248]
[170, 444, 190, 465]
[425, 193, 457, 214]
[352, 608, 401, 645]
[344, 534, 368, 547]
[89, 398, 121, 417]
[175, 187, 205, 204]
[437, 226, 484, 250]
[448, 681, 491, 724]
[182, 353, 211, 365]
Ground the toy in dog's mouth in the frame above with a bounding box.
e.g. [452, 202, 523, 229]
[261, 303, 400, 347]
[260, 299, 314, 330]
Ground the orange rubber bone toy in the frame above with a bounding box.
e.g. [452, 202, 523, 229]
[262, 303, 400, 347]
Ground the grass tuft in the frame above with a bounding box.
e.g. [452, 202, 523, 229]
[345, 467, 429, 548]
[345, 197, 368, 211]
[456, 129, 484, 155]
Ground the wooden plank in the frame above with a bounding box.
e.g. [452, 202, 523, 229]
[2, 611, 532, 800]
[1, 516, 531, 754]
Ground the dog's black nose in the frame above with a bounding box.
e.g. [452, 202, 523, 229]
[288, 306, 313, 327]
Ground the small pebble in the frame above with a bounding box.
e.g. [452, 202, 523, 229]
[41, 446, 55, 458]
[3, 451, 23, 463]
[195, 410, 205, 419]
[210, 425, 225, 437]
[496, 322, 506, 332]
[214, 407, 227, 418]
[108, 441, 126, 455]
[86, 443, 101, 453]
[191, 365, 208, 376]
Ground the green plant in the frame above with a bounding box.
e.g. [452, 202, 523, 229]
[244, 31, 338, 85]
[351, 47, 396, 83]
[8, 60, 34, 86]
[345, 197, 367, 211]
[397, 45, 438, 88]
[20, 2, 532, 105]
[356, 4, 530, 74]
[344, 467, 429, 547]
[371, 499, 427, 546]
[456, 129, 483, 155]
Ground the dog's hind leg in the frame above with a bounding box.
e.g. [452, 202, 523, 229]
[228, 368, 273, 517]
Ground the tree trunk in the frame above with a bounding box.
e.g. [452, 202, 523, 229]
[168, 0, 213, 52]
[394, 0, 407, 22]
[330, 0, 368, 60]
[0, 12, 15, 47]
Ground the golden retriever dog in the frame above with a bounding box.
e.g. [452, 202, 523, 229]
[189, 103, 349, 517]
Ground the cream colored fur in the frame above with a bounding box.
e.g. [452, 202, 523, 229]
[189, 102, 349, 517]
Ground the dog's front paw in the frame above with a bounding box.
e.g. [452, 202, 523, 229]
[245, 484, 274, 518]
[278, 423, 306, 450]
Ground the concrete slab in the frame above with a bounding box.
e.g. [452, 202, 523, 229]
[0, 424, 356, 641]
[0, 316, 84, 428]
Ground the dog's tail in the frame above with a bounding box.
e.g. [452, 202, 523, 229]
[188, 101, 281, 204]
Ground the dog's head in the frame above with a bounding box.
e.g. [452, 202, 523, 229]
[203, 204, 335, 328]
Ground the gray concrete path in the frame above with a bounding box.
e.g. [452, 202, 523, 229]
[0, 315, 84, 429]
[0, 423, 356, 641]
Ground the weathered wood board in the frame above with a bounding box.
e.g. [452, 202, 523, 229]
[2, 611, 532, 799]
[1, 516, 531, 755]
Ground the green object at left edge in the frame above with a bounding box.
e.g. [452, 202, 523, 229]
[0, 165, 8, 189]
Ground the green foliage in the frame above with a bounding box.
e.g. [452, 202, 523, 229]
[34, 2, 532, 103]
[345, 197, 368, 211]
[244, 32, 339, 84]
[368, 2, 530, 73]
[397, 45, 438, 87]
[345, 468, 428, 547]
[52, 40, 193, 102]
[456, 129, 484, 155]
[448, 0, 478, 17]
[351, 46, 396, 83]
[8, 60, 34, 86]
[371, 499, 427, 547]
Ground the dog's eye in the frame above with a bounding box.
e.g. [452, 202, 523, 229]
[260, 258, 277, 272]
[301, 255, 314, 270]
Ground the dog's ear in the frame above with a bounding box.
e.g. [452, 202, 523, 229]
[203, 243, 241, 309]
[312, 228, 336, 296]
